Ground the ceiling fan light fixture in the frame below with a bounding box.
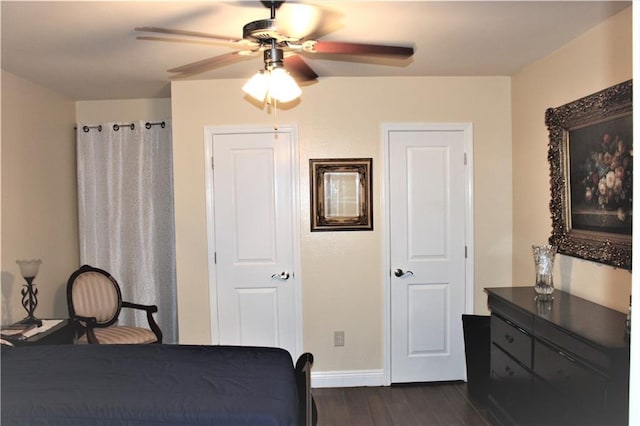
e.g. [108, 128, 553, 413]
[242, 70, 269, 101]
[268, 67, 301, 102]
[243, 67, 301, 103]
[243, 45, 300, 103]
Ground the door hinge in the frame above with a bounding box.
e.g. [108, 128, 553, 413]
[214, 252, 217, 264]
[464, 153, 467, 165]
[465, 246, 468, 258]
[211, 156, 214, 170]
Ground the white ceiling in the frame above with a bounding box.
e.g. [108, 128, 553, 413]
[1, 1, 630, 101]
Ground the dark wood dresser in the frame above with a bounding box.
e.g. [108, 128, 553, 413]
[485, 287, 629, 426]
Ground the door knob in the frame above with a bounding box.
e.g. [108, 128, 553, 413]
[394, 268, 414, 278]
[271, 271, 290, 280]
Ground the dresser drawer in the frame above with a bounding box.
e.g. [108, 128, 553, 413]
[535, 319, 610, 371]
[491, 314, 532, 368]
[491, 343, 533, 385]
[534, 339, 607, 409]
[490, 343, 533, 424]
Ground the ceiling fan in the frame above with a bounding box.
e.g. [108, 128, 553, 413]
[134, 1, 415, 83]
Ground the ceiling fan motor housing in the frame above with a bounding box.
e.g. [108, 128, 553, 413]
[243, 19, 297, 44]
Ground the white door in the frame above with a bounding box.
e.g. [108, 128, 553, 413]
[385, 124, 472, 383]
[205, 126, 300, 358]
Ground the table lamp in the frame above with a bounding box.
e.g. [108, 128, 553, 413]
[16, 259, 43, 326]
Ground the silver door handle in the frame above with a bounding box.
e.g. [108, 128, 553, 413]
[394, 268, 414, 278]
[271, 271, 290, 280]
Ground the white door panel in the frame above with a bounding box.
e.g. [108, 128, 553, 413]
[226, 148, 277, 267]
[205, 127, 299, 357]
[236, 288, 278, 346]
[408, 147, 447, 257]
[386, 125, 472, 383]
[407, 283, 448, 355]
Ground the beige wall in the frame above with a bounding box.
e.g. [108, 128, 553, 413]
[512, 6, 632, 312]
[76, 98, 171, 123]
[1, 71, 78, 324]
[172, 76, 513, 371]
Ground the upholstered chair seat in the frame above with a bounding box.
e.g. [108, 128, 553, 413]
[67, 265, 162, 344]
[75, 325, 159, 344]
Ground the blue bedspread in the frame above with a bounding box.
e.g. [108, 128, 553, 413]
[1, 344, 299, 425]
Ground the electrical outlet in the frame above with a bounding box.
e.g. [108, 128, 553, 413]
[334, 331, 345, 347]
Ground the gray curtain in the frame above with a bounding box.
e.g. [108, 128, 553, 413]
[76, 120, 178, 343]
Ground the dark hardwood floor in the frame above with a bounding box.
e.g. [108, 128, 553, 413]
[312, 382, 492, 426]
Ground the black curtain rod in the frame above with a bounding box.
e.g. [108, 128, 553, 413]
[145, 121, 166, 129]
[75, 121, 166, 133]
[112, 123, 135, 131]
[78, 125, 103, 132]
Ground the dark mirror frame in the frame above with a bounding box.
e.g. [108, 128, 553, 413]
[546, 79, 632, 270]
[310, 158, 373, 232]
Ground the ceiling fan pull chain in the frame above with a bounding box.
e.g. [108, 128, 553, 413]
[273, 98, 279, 131]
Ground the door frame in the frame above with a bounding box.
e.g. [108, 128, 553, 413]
[203, 125, 303, 356]
[381, 123, 475, 385]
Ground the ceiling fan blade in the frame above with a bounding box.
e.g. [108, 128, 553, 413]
[135, 26, 243, 44]
[136, 36, 256, 50]
[284, 54, 318, 81]
[309, 41, 414, 57]
[168, 51, 255, 76]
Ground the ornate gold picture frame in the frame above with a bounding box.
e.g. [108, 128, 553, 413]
[310, 158, 373, 231]
[546, 80, 632, 269]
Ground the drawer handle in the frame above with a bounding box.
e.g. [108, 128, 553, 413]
[557, 350, 576, 363]
[503, 334, 514, 344]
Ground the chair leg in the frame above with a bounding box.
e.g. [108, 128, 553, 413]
[146, 311, 163, 343]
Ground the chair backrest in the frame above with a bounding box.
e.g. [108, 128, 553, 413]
[67, 265, 122, 327]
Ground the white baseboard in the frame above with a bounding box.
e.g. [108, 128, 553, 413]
[311, 369, 386, 388]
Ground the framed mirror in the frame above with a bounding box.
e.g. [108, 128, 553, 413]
[546, 79, 632, 269]
[310, 158, 373, 231]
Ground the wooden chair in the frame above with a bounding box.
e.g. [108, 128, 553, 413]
[66, 265, 162, 344]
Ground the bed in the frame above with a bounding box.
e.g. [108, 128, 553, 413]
[1, 343, 315, 426]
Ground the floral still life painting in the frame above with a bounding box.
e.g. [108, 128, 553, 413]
[569, 114, 633, 236]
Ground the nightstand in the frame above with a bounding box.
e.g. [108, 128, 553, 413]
[3, 319, 74, 346]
